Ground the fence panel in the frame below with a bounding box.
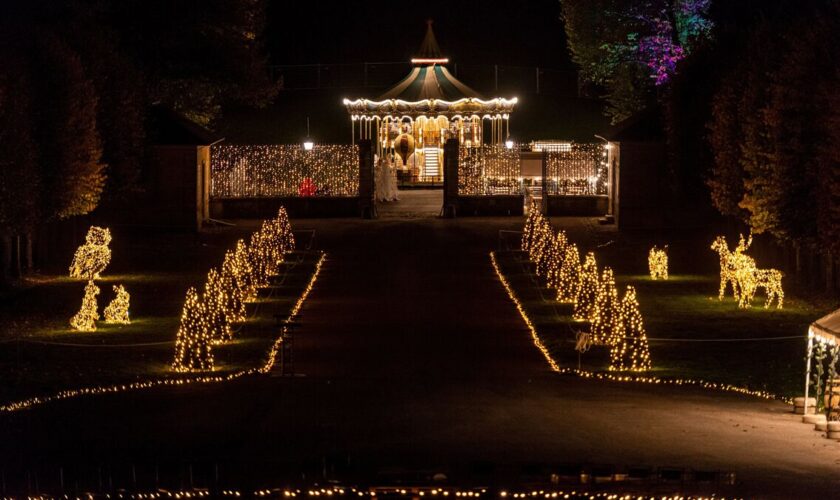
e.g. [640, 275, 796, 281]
[458, 146, 523, 195]
[211, 144, 359, 198]
[545, 144, 608, 196]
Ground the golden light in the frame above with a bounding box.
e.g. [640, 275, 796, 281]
[70, 280, 100, 331]
[172, 286, 215, 372]
[572, 251, 599, 321]
[711, 234, 783, 309]
[69, 226, 112, 279]
[648, 246, 668, 280]
[608, 286, 652, 372]
[103, 284, 131, 324]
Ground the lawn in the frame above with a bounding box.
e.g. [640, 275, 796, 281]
[0, 225, 321, 405]
[495, 225, 838, 398]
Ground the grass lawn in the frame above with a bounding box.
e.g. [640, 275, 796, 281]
[0, 226, 320, 405]
[495, 240, 837, 398]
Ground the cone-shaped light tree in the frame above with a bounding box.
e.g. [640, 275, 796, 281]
[521, 206, 541, 253]
[220, 249, 246, 322]
[276, 207, 296, 253]
[590, 267, 618, 344]
[609, 285, 652, 371]
[546, 230, 569, 290]
[173, 287, 214, 372]
[203, 268, 232, 343]
[556, 244, 582, 303]
[573, 252, 600, 321]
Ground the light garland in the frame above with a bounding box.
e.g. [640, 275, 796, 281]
[172, 287, 214, 372]
[103, 284, 131, 324]
[555, 243, 581, 303]
[648, 246, 668, 280]
[590, 267, 617, 345]
[491, 251, 789, 404]
[0, 253, 326, 413]
[68, 226, 112, 279]
[609, 286, 652, 372]
[70, 280, 100, 331]
[211, 144, 359, 198]
[572, 252, 599, 321]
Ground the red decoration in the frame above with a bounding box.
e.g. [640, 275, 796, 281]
[298, 177, 316, 196]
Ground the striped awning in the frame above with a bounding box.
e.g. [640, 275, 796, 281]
[378, 64, 482, 101]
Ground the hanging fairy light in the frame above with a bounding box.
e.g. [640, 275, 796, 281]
[68, 226, 112, 280]
[172, 287, 214, 372]
[572, 252, 599, 321]
[70, 280, 100, 331]
[609, 286, 652, 372]
[103, 284, 131, 324]
[648, 246, 669, 280]
[211, 145, 359, 198]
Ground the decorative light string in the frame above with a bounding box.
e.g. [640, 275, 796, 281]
[572, 252, 599, 321]
[491, 250, 790, 404]
[69, 280, 100, 332]
[211, 144, 359, 198]
[0, 253, 326, 413]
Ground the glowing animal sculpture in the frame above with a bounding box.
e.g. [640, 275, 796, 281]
[710, 234, 755, 302]
[69, 226, 112, 279]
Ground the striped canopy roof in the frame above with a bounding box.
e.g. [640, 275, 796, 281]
[378, 64, 482, 101]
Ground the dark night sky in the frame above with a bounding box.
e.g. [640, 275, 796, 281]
[265, 0, 573, 68]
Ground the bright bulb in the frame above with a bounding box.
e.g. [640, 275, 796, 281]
[303, 141, 314, 151]
[505, 139, 514, 150]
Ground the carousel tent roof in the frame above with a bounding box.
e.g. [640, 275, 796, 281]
[810, 308, 840, 345]
[378, 64, 482, 101]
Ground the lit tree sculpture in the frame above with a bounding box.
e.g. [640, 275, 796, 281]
[69, 226, 112, 279]
[70, 280, 100, 331]
[533, 220, 555, 277]
[609, 286, 652, 371]
[172, 287, 214, 372]
[276, 207, 296, 253]
[573, 252, 600, 321]
[546, 230, 569, 290]
[232, 239, 256, 301]
[103, 284, 130, 324]
[220, 249, 246, 322]
[556, 244, 581, 303]
[590, 267, 618, 344]
[203, 268, 232, 342]
[648, 246, 669, 280]
[248, 229, 271, 289]
[521, 204, 541, 253]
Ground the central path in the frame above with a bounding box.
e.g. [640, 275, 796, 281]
[4, 217, 840, 497]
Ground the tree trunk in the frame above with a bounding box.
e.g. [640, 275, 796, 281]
[1, 235, 11, 283]
[14, 234, 22, 279]
[24, 231, 34, 272]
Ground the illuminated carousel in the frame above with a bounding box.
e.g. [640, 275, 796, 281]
[343, 21, 517, 184]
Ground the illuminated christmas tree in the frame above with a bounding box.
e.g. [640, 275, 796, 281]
[590, 267, 617, 344]
[220, 249, 246, 322]
[69, 226, 112, 279]
[103, 284, 130, 324]
[609, 286, 652, 371]
[521, 204, 541, 252]
[573, 252, 599, 321]
[70, 280, 100, 331]
[203, 268, 232, 343]
[556, 243, 581, 303]
[248, 229, 270, 288]
[533, 221, 554, 277]
[172, 287, 214, 372]
[276, 207, 296, 253]
[546, 230, 569, 290]
[233, 239, 256, 301]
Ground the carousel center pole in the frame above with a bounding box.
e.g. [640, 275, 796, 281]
[804, 335, 814, 415]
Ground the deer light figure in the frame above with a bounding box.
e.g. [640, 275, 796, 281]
[710, 234, 755, 302]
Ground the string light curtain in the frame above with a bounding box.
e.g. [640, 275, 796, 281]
[545, 143, 608, 196]
[211, 145, 360, 198]
[458, 145, 522, 195]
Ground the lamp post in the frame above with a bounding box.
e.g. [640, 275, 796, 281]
[303, 117, 314, 151]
